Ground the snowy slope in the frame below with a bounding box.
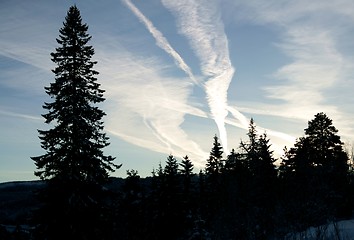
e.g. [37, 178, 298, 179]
[286, 219, 354, 240]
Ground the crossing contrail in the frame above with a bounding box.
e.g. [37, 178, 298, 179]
[122, 0, 198, 85]
[162, 0, 234, 154]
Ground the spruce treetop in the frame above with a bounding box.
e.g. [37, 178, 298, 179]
[180, 155, 194, 176]
[205, 135, 224, 175]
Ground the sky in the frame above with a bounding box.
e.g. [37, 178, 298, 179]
[1, 0, 354, 182]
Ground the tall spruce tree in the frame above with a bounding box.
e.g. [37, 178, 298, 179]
[32, 5, 118, 183]
[31, 6, 119, 239]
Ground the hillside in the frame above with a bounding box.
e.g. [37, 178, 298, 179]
[0, 181, 45, 226]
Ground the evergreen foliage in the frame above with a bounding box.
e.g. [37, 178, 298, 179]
[164, 154, 179, 178]
[180, 155, 194, 193]
[5, 112, 351, 239]
[282, 112, 348, 178]
[30, 6, 119, 240]
[180, 155, 194, 176]
[205, 135, 224, 176]
[280, 112, 350, 228]
[32, 5, 119, 184]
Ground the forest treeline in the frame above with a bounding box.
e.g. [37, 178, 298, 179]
[2, 113, 354, 239]
[1, 5, 354, 240]
[112, 112, 353, 239]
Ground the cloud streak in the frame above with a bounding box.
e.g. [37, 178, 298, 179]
[0, 109, 42, 121]
[122, 0, 198, 85]
[162, 0, 235, 154]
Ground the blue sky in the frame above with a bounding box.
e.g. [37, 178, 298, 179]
[1, 0, 354, 182]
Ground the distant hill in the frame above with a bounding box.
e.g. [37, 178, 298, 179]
[0, 178, 126, 227]
[0, 181, 45, 226]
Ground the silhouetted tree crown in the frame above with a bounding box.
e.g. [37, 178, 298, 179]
[224, 148, 241, 172]
[180, 155, 194, 193]
[164, 154, 179, 177]
[180, 155, 194, 176]
[205, 135, 224, 175]
[240, 118, 258, 168]
[281, 112, 348, 178]
[31, 5, 119, 184]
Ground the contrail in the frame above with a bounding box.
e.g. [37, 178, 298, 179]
[227, 106, 250, 129]
[122, 0, 209, 162]
[0, 109, 42, 121]
[162, 0, 234, 154]
[204, 68, 234, 155]
[122, 0, 198, 85]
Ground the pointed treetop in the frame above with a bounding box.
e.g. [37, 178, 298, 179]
[210, 135, 223, 159]
[180, 155, 194, 175]
[247, 118, 257, 146]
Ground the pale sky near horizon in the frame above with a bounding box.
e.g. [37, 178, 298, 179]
[1, 0, 354, 182]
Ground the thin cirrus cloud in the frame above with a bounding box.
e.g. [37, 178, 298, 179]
[268, 26, 343, 106]
[227, 0, 354, 140]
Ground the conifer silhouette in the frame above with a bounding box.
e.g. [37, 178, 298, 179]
[31, 6, 119, 239]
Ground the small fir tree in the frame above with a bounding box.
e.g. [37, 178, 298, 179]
[164, 154, 179, 178]
[205, 135, 224, 176]
[180, 155, 194, 193]
[163, 154, 180, 197]
[240, 118, 258, 172]
[180, 155, 194, 176]
[256, 133, 277, 179]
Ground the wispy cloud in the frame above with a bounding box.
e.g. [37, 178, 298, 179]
[162, 0, 235, 154]
[226, 0, 354, 141]
[0, 3, 57, 71]
[267, 26, 343, 107]
[95, 46, 209, 166]
[0, 3, 61, 94]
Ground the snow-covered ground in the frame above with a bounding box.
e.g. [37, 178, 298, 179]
[286, 219, 354, 240]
